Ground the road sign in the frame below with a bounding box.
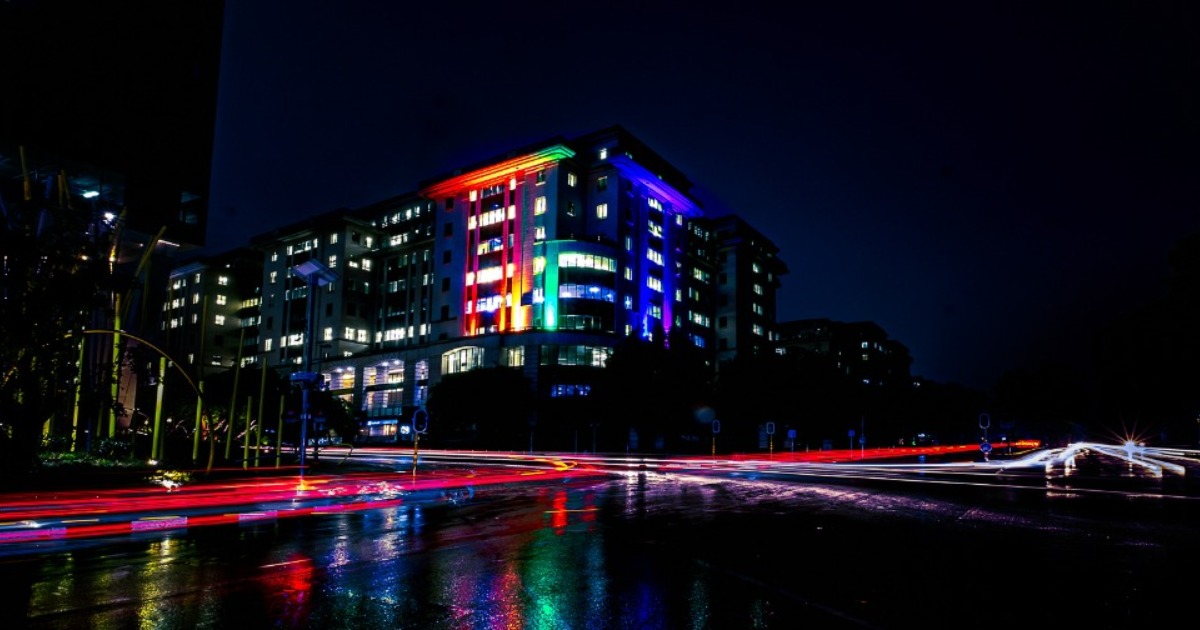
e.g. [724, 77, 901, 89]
[765, 422, 775, 435]
[980, 441, 992, 453]
[787, 429, 797, 439]
[711, 419, 720, 434]
[979, 413, 991, 429]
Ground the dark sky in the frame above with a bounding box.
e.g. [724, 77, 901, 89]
[206, 1, 1199, 391]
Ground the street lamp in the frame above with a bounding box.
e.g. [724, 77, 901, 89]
[290, 259, 338, 474]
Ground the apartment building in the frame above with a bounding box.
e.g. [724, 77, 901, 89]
[776, 318, 913, 387]
[178, 126, 784, 446]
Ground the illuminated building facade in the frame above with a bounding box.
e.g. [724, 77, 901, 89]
[185, 126, 783, 448]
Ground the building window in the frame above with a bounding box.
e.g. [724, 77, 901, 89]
[442, 346, 484, 375]
[599, 148, 608, 160]
[535, 196, 547, 215]
[218, 276, 229, 286]
[535, 226, 546, 241]
[567, 172, 577, 187]
[215, 294, 226, 306]
[328, 254, 338, 268]
[566, 202, 576, 217]
[596, 203, 608, 219]
[597, 175, 608, 191]
[442, 277, 450, 291]
[214, 315, 225, 326]
[536, 170, 546, 185]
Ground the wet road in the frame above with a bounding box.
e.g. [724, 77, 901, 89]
[3, 449, 1200, 629]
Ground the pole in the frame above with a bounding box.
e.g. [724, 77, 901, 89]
[71, 337, 84, 451]
[275, 394, 284, 468]
[256, 366, 267, 467]
[109, 294, 121, 438]
[151, 356, 166, 461]
[192, 380, 204, 463]
[297, 282, 316, 475]
[243, 396, 252, 468]
[225, 326, 246, 460]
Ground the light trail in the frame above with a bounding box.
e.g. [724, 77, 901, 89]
[3, 440, 1195, 548]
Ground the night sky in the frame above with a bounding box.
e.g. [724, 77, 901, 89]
[205, 1, 1199, 391]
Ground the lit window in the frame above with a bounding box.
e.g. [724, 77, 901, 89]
[534, 257, 545, 274]
[624, 267, 632, 281]
[215, 294, 227, 306]
[597, 175, 608, 191]
[536, 171, 546, 185]
[535, 226, 546, 240]
[362, 258, 372, 271]
[567, 173, 577, 187]
[328, 255, 338, 268]
[753, 283, 764, 295]
[218, 276, 229, 286]
[599, 148, 608, 160]
[596, 203, 608, 219]
[330, 233, 339, 244]
[535, 196, 547, 215]
[270, 271, 278, 284]
[324, 327, 333, 341]
[214, 315, 225, 326]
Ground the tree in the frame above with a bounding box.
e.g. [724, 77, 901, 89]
[1, 183, 117, 476]
[427, 367, 535, 451]
[595, 334, 716, 453]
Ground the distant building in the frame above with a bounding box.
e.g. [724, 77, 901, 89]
[162, 248, 262, 381]
[709, 215, 789, 365]
[167, 126, 786, 448]
[776, 318, 913, 387]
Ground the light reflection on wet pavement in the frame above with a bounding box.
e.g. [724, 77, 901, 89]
[5, 452, 1199, 629]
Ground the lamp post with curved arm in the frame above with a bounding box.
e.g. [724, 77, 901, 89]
[290, 260, 338, 475]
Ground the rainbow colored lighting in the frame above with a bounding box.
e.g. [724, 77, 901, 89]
[421, 145, 576, 198]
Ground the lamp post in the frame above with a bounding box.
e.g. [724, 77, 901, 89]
[290, 260, 338, 475]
